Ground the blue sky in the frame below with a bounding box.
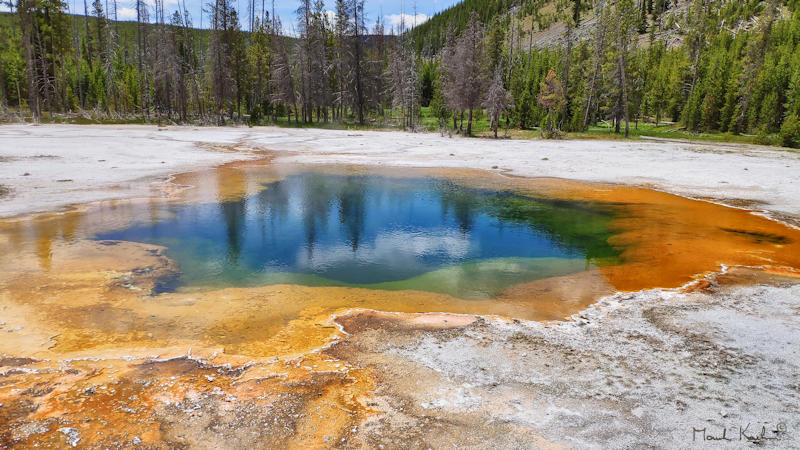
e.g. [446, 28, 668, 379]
[47, 0, 461, 33]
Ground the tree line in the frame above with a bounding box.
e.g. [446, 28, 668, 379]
[0, 0, 799, 147]
[0, 0, 410, 125]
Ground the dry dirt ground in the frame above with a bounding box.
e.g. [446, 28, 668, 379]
[1, 124, 799, 448]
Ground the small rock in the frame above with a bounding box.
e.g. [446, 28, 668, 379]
[205, 375, 215, 382]
[58, 427, 81, 447]
[491, 165, 498, 169]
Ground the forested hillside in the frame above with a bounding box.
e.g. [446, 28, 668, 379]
[412, 0, 800, 145]
[1, 0, 799, 147]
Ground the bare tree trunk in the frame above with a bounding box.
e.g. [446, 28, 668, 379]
[302, 0, 311, 123]
[526, 8, 535, 75]
[583, 10, 606, 130]
[619, 58, 629, 137]
[0, 46, 7, 110]
[353, 0, 365, 124]
[583, 60, 599, 129]
[561, 22, 573, 130]
[20, 2, 41, 119]
[82, 0, 93, 72]
[617, 14, 630, 137]
[507, 7, 514, 81]
[142, 11, 150, 120]
[71, 5, 85, 111]
[34, 24, 53, 118]
[137, 0, 145, 117]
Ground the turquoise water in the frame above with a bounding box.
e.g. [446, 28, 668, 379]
[97, 172, 621, 298]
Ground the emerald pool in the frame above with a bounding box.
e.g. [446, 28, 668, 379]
[96, 172, 621, 298]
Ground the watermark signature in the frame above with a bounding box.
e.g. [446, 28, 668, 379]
[692, 422, 788, 443]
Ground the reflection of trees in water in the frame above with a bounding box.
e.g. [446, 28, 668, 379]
[218, 168, 249, 264]
[256, 180, 290, 219]
[220, 173, 620, 272]
[434, 180, 619, 263]
[220, 199, 246, 263]
[483, 194, 620, 262]
[255, 179, 290, 248]
[300, 174, 333, 258]
[337, 176, 368, 252]
[437, 180, 479, 234]
[254, 174, 369, 261]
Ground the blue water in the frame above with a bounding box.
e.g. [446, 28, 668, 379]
[97, 172, 620, 298]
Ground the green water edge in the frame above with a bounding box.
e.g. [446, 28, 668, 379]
[167, 256, 622, 300]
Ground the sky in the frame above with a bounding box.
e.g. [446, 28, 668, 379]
[2, 0, 463, 34]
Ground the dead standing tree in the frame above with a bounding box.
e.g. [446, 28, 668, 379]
[484, 66, 511, 138]
[441, 14, 484, 135]
[332, 0, 350, 122]
[458, 13, 485, 136]
[309, 0, 331, 123]
[295, 0, 312, 122]
[16, 0, 41, 119]
[440, 27, 460, 131]
[176, 0, 206, 121]
[583, 4, 609, 130]
[389, 13, 418, 130]
[209, 0, 235, 123]
[389, 39, 418, 130]
[613, 0, 636, 137]
[270, 16, 299, 124]
[350, 0, 366, 124]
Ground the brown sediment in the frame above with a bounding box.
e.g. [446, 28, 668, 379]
[2, 161, 800, 447]
[0, 353, 375, 448]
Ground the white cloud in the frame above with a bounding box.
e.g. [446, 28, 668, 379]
[295, 228, 471, 271]
[386, 13, 428, 33]
[117, 7, 138, 20]
[113, 0, 181, 21]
